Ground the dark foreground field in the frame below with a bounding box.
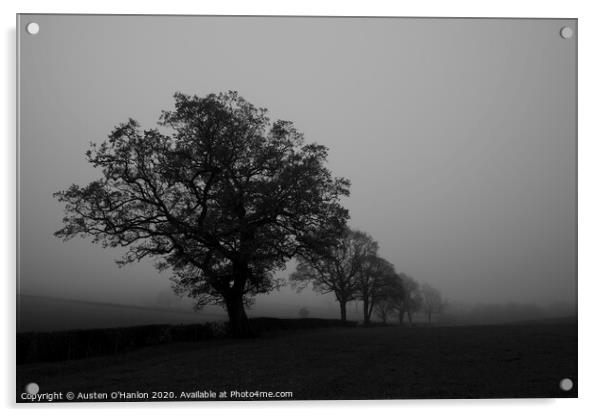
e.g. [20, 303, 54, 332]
[17, 323, 577, 401]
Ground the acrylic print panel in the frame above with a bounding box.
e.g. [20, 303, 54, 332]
[17, 15, 577, 402]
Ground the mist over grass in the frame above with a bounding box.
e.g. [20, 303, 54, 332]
[18, 293, 576, 333]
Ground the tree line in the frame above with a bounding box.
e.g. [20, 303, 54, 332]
[54, 91, 444, 337]
[291, 227, 445, 325]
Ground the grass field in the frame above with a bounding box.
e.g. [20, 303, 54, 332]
[16, 322, 577, 401]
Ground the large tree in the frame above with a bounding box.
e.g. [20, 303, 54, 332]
[290, 228, 372, 322]
[54, 91, 350, 337]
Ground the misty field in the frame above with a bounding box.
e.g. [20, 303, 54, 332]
[17, 322, 576, 401]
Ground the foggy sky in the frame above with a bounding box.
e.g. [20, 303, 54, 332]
[18, 15, 577, 316]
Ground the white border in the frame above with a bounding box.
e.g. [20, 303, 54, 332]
[3, 1, 601, 416]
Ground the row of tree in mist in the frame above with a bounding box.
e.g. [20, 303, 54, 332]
[54, 91, 442, 337]
[290, 227, 444, 325]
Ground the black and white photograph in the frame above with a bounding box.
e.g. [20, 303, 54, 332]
[16, 14, 577, 402]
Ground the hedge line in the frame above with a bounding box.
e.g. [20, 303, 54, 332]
[17, 318, 354, 365]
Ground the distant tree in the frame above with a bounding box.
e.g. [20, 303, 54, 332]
[373, 299, 394, 324]
[368, 269, 403, 324]
[421, 283, 444, 325]
[54, 91, 350, 337]
[390, 274, 422, 325]
[290, 228, 372, 323]
[298, 306, 310, 318]
[373, 272, 403, 321]
[351, 238, 396, 324]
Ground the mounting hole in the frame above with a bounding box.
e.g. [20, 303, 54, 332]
[25, 382, 39, 395]
[560, 26, 573, 39]
[559, 378, 573, 391]
[26, 22, 40, 35]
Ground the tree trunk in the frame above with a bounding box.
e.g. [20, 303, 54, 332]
[339, 301, 347, 323]
[407, 310, 413, 325]
[225, 293, 252, 337]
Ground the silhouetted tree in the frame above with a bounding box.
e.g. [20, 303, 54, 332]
[373, 299, 393, 324]
[290, 228, 372, 322]
[371, 272, 399, 323]
[298, 306, 310, 318]
[54, 91, 350, 337]
[350, 237, 395, 324]
[421, 283, 444, 325]
[365, 268, 401, 324]
[391, 274, 422, 325]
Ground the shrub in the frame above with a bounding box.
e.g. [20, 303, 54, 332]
[17, 318, 355, 364]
